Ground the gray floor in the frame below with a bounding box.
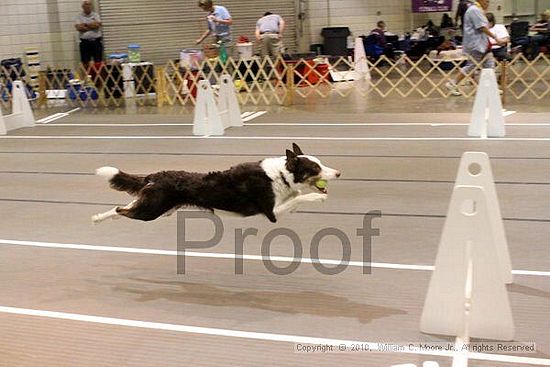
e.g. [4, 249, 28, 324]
[0, 108, 550, 366]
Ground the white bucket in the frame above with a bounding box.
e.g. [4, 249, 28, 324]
[180, 48, 204, 70]
[236, 42, 253, 59]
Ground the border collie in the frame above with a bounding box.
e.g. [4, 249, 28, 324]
[91, 143, 340, 224]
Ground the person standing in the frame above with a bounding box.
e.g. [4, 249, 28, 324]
[75, 0, 103, 66]
[445, 0, 506, 96]
[196, 0, 234, 59]
[255, 12, 286, 58]
[455, 0, 473, 30]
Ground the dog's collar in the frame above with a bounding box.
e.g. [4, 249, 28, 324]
[280, 173, 290, 188]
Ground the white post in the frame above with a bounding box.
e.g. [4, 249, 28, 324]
[0, 108, 6, 135]
[454, 152, 512, 284]
[353, 37, 370, 80]
[218, 74, 243, 129]
[12, 81, 35, 128]
[420, 185, 514, 341]
[192, 80, 224, 136]
[469, 68, 505, 138]
[0, 81, 36, 135]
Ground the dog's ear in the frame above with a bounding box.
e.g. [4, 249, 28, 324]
[292, 143, 304, 155]
[286, 149, 297, 169]
[286, 149, 297, 160]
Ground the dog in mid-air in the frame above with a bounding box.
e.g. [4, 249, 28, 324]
[92, 143, 341, 224]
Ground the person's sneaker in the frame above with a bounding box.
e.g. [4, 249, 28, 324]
[445, 81, 462, 96]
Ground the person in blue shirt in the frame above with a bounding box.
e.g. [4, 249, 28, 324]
[196, 0, 234, 58]
[445, 0, 506, 96]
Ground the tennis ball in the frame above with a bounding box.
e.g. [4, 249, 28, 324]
[234, 79, 244, 90]
[315, 179, 327, 189]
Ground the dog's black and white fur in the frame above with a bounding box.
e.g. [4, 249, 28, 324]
[91, 143, 340, 224]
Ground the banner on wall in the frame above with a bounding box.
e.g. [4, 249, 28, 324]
[412, 0, 453, 13]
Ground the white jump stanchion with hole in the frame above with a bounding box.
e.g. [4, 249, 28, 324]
[193, 75, 242, 136]
[353, 37, 371, 80]
[420, 185, 515, 341]
[454, 152, 512, 284]
[218, 74, 243, 129]
[193, 80, 224, 136]
[450, 240, 473, 367]
[468, 68, 505, 138]
[0, 81, 35, 135]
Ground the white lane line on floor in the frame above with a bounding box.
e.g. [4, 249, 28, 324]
[0, 305, 548, 365]
[0, 239, 548, 278]
[243, 122, 546, 126]
[37, 108, 80, 124]
[242, 111, 267, 122]
[35, 122, 550, 127]
[37, 113, 67, 124]
[66, 107, 81, 114]
[36, 113, 63, 123]
[45, 123, 194, 127]
[3, 136, 550, 141]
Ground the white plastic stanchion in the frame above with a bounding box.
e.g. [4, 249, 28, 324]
[420, 185, 515, 341]
[218, 74, 243, 129]
[353, 37, 371, 80]
[193, 80, 224, 136]
[451, 241, 473, 367]
[193, 75, 242, 136]
[0, 109, 5, 135]
[468, 68, 505, 138]
[0, 81, 35, 135]
[454, 152, 512, 284]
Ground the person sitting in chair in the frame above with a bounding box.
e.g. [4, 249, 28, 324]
[369, 21, 395, 59]
[487, 12, 512, 61]
[529, 10, 550, 59]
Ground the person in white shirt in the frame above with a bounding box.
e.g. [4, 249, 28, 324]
[75, 0, 103, 66]
[487, 12, 512, 61]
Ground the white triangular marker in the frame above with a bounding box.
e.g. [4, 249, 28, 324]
[420, 185, 514, 341]
[218, 74, 243, 129]
[455, 152, 512, 284]
[192, 80, 224, 136]
[0, 108, 6, 135]
[468, 68, 505, 138]
[354, 37, 371, 80]
[0, 81, 35, 135]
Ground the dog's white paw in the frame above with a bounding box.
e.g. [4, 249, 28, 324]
[91, 214, 102, 224]
[315, 193, 328, 202]
[303, 193, 328, 203]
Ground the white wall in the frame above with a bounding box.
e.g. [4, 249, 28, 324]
[0, 0, 82, 67]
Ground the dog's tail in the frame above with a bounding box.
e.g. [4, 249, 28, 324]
[96, 166, 146, 195]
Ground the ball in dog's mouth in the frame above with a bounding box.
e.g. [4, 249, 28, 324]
[314, 179, 328, 194]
